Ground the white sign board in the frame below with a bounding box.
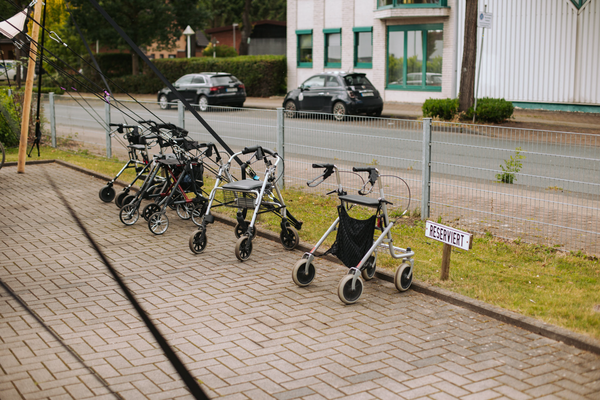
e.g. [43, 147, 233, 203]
[478, 12, 493, 29]
[425, 221, 473, 251]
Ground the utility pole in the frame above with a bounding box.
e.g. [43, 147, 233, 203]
[17, 0, 42, 173]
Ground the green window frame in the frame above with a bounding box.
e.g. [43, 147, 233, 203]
[378, 0, 448, 8]
[353, 27, 373, 69]
[297, 29, 313, 68]
[324, 28, 341, 68]
[386, 24, 443, 92]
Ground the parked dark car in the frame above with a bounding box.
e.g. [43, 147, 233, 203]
[283, 72, 383, 120]
[157, 72, 246, 111]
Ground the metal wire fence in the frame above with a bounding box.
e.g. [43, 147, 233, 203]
[42, 94, 600, 255]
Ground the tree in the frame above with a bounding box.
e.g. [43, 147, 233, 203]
[68, 0, 208, 75]
[458, 0, 478, 114]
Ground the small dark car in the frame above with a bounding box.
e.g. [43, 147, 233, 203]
[283, 72, 383, 120]
[158, 72, 246, 111]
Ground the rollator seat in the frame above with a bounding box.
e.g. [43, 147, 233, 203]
[222, 179, 266, 192]
[128, 144, 146, 150]
[338, 194, 381, 208]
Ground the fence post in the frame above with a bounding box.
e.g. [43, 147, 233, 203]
[105, 101, 111, 159]
[276, 107, 285, 188]
[178, 100, 185, 129]
[49, 92, 56, 148]
[421, 118, 432, 220]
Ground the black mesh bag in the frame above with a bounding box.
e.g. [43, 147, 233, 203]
[180, 164, 204, 192]
[327, 205, 376, 269]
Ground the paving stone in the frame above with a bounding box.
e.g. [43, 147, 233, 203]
[1, 163, 600, 400]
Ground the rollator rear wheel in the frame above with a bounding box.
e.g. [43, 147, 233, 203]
[121, 194, 136, 207]
[235, 236, 253, 261]
[189, 228, 208, 254]
[142, 203, 161, 221]
[394, 262, 413, 292]
[115, 190, 130, 208]
[191, 203, 207, 227]
[176, 203, 193, 220]
[292, 259, 316, 287]
[119, 204, 139, 226]
[361, 254, 377, 281]
[280, 226, 299, 250]
[338, 274, 363, 305]
[234, 223, 257, 239]
[148, 212, 169, 235]
[99, 185, 115, 202]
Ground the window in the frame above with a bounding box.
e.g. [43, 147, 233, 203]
[387, 24, 443, 91]
[324, 28, 341, 68]
[325, 76, 341, 87]
[378, 0, 447, 8]
[297, 30, 313, 68]
[175, 75, 194, 85]
[353, 27, 372, 69]
[302, 75, 325, 89]
[192, 76, 206, 84]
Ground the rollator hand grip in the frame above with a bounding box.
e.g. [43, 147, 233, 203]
[307, 165, 335, 187]
[242, 146, 259, 155]
[352, 167, 376, 173]
[312, 163, 334, 169]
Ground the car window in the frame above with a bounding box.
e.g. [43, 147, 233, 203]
[325, 76, 341, 87]
[192, 76, 206, 84]
[175, 75, 194, 85]
[343, 74, 374, 88]
[211, 75, 239, 85]
[302, 75, 325, 89]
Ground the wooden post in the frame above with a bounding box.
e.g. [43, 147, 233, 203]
[17, 1, 43, 173]
[440, 243, 452, 281]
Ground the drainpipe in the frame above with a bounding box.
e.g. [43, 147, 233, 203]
[453, 0, 460, 99]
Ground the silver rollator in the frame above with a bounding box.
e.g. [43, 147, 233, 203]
[292, 164, 415, 304]
[189, 145, 301, 261]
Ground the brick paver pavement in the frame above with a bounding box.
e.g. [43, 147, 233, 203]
[1, 164, 599, 400]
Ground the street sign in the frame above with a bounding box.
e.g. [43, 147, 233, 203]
[478, 12, 493, 29]
[425, 221, 472, 251]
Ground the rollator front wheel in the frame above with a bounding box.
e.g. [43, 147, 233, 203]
[394, 262, 413, 292]
[292, 259, 316, 287]
[235, 236, 253, 261]
[99, 185, 116, 202]
[338, 274, 363, 305]
[142, 203, 161, 221]
[115, 190, 130, 208]
[148, 212, 169, 235]
[361, 254, 377, 281]
[234, 222, 257, 239]
[280, 226, 299, 250]
[189, 228, 208, 254]
[119, 204, 139, 226]
[176, 203, 194, 220]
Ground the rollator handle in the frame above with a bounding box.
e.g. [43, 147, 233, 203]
[353, 166, 379, 189]
[242, 145, 259, 155]
[307, 164, 335, 187]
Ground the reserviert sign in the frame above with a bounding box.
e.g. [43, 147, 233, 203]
[425, 221, 472, 251]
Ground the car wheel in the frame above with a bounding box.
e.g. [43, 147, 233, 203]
[159, 94, 171, 110]
[370, 108, 382, 117]
[198, 95, 209, 112]
[332, 102, 347, 121]
[284, 100, 297, 118]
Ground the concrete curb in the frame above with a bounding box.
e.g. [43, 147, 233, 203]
[17, 159, 600, 356]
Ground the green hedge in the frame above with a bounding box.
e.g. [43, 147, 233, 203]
[422, 97, 514, 123]
[82, 53, 133, 78]
[466, 97, 514, 123]
[422, 98, 458, 121]
[47, 55, 287, 97]
[0, 89, 21, 147]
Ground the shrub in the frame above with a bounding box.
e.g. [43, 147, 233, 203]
[33, 87, 65, 94]
[466, 97, 514, 123]
[81, 53, 133, 78]
[496, 147, 525, 184]
[422, 98, 459, 120]
[0, 89, 21, 147]
[202, 44, 238, 58]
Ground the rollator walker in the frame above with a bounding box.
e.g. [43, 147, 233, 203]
[189, 145, 302, 261]
[292, 164, 415, 304]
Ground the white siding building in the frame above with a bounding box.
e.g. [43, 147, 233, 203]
[287, 0, 600, 112]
